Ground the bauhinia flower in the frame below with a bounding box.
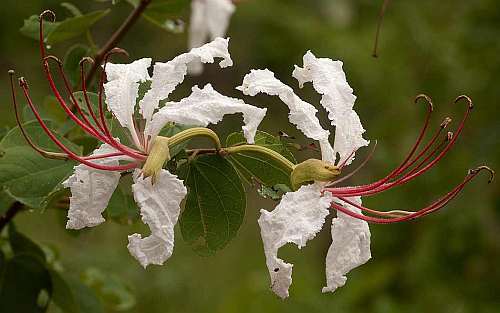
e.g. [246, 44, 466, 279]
[9, 11, 266, 268]
[188, 0, 236, 74]
[238, 51, 494, 298]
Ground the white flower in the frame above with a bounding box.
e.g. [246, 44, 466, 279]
[188, 0, 236, 74]
[63, 38, 266, 268]
[238, 51, 370, 297]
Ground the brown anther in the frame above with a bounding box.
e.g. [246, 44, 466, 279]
[43, 55, 62, 65]
[446, 132, 453, 141]
[415, 94, 434, 112]
[471, 166, 495, 183]
[18, 77, 28, 88]
[454, 95, 473, 109]
[106, 47, 130, 60]
[39, 10, 56, 22]
[440, 117, 452, 128]
[79, 56, 95, 66]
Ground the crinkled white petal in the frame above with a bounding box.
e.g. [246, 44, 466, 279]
[258, 184, 333, 298]
[293, 51, 369, 165]
[188, 0, 235, 74]
[128, 169, 187, 268]
[63, 143, 130, 230]
[139, 38, 233, 125]
[146, 84, 266, 143]
[323, 196, 371, 293]
[237, 69, 335, 163]
[104, 58, 152, 131]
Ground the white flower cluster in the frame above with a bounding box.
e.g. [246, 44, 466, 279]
[64, 37, 370, 297]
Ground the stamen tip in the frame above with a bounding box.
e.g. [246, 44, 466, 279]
[18, 77, 28, 88]
[415, 94, 434, 112]
[8, 69, 15, 76]
[470, 165, 495, 183]
[108, 47, 130, 58]
[40, 10, 56, 22]
[446, 132, 453, 141]
[43, 55, 62, 65]
[454, 95, 473, 109]
[440, 117, 452, 128]
[79, 56, 95, 66]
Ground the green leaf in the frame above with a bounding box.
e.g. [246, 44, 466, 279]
[179, 154, 245, 256]
[104, 175, 139, 224]
[9, 224, 46, 263]
[82, 267, 136, 311]
[50, 270, 105, 313]
[0, 121, 80, 209]
[0, 255, 52, 313]
[126, 0, 189, 32]
[226, 131, 295, 189]
[64, 44, 90, 86]
[20, 15, 59, 41]
[47, 10, 110, 44]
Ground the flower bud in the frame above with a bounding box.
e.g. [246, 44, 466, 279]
[291, 159, 341, 190]
[142, 136, 171, 184]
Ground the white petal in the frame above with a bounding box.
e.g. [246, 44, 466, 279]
[323, 196, 371, 293]
[293, 51, 369, 165]
[104, 58, 152, 130]
[258, 184, 333, 298]
[128, 169, 187, 268]
[63, 144, 129, 230]
[139, 38, 233, 125]
[237, 69, 335, 163]
[188, 0, 235, 74]
[146, 84, 266, 144]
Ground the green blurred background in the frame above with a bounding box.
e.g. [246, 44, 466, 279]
[1, 0, 499, 312]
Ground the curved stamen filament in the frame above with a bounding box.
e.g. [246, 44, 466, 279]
[329, 166, 493, 223]
[8, 70, 68, 160]
[38, 13, 146, 161]
[80, 57, 106, 133]
[19, 78, 138, 171]
[328, 95, 434, 193]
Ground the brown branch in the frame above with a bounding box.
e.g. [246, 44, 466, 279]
[0, 202, 23, 232]
[372, 0, 391, 58]
[85, 0, 152, 85]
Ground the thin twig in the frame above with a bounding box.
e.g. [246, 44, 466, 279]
[0, 202, 23, 232]
[372, 0, 391, 58]
[85, 0, 152, 84]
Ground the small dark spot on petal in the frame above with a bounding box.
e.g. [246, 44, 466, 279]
[274, 268, 279, 272]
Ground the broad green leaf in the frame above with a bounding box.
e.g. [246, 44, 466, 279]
[179, 154, 245, 256]
[46, 10, 110, 44]
[226, 131, 295, 188]
[82, 267, 136, 311]
[9, 224, 46, 263]
[104, 175, 139, 224]
[50, 270, 105, 313]
[64, 44, 90, 86]
[20, 15, 59, 41]
[0, 255, 52, 313]
[0, 121, 80, 209]
[126, 0, 189, 32]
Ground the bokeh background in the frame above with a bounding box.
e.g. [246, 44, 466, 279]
[1, 0, 499, 312]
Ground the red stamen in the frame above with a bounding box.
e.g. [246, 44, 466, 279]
[327, 94, 434, 194]
[328, 141, 378, 187]
[19, 78, 138, 172]
[80, 57, 106, 133]
[329, 166, 493, 224]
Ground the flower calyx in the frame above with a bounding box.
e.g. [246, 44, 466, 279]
[291, 159, 341, 190]
[142, 136, 171, 184]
